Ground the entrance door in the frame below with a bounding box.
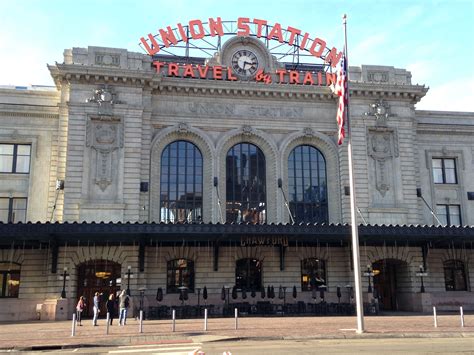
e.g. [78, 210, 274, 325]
[372, 260, 398, 311]
[77, 260, 121, 317]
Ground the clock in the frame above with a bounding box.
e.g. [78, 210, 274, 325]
[231, 49, 259, 78]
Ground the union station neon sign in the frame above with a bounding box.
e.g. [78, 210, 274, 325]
[141, 17, 341, 86]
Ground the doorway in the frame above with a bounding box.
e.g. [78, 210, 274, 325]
[372, 259, 405, 311]
[76, 260, 121, 317]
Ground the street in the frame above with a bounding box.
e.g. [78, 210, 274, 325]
[9, 337, 474, 355]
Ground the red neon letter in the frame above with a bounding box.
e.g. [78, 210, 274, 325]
[299, 32, 309, 50]
[253, 19, 268, 38]
[302, 72, 314, 85]
[159, 26, 178, 48]
[227, 67, 238, 81]
[267, 23, 283, 43]
[326, 47, 343, 68]
[196, 65, 209, 78]
[177, 23, 188, 43]
[189, 19, 205, 39]
[140, 34, 160, 55]
[276, 69, 287, 83]
[209, 17, 224, 37]
[168, 63, 179, 77]
[152, 61, 165, 73]
[286, 26, 301, 46]
[326, 72, 337, 86]
[289, 70, 300, 84]
[237, 17, 250, 36]
[183, 64, 195, 78]
[310, 38, 326, 58]
[213, 66, 223, 79]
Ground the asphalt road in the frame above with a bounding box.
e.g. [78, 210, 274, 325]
[11, 337, 474, 355]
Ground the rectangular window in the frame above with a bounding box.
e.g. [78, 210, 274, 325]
[0, 269, 20, 298]
[436, 204, 461, 226]
[0, 198, 27, 223]
[432, 158, 457, 184]
[0, 144, 31, 173]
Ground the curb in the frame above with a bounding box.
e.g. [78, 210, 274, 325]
[4, 332, 474, 351]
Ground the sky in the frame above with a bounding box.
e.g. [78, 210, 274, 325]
[0, 0, 473, 112]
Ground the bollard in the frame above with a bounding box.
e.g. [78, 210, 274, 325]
[106, 312, 110, 335]
[139, 310, 143, 333]
[172, 309, 176, 332]
[204, 308, 208, 331]
[460, 306, 465, 328]
[234, 308, 238, 330]
[71, 313, 76, 337]
[433, 306, 438, 328]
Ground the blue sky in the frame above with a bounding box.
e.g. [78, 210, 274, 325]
[1, 0, 473, 111]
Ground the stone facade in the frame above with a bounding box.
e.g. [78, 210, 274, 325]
[0, 41, 473, 321]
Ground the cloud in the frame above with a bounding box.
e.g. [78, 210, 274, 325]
[416, 76, 474, 112]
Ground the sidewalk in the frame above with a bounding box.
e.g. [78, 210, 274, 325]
[0, 314, 473, 350]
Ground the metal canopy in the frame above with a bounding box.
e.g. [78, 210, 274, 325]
[0, 222, 473, 249]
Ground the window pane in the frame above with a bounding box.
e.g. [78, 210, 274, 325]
[449, 205, 461, 226]
[432, 158, 442, 168]
[444, 159, 455, 169]
[433, 168, 443, 184]
[6, 271, 20, 297]
[15, 156, 30, 173]
[235, 258, 262, 291]
[289, 145, 328, 223]
[160, 141, 202, 223]
[0, 144, 14, 155]
[0, 156, 13, 173]
[436, 205, 448, 225]
[301, 258, 326, 291]
[226, 143, 266, 223]
[445, 167, 456, 184]
[17, 145, 31, 155]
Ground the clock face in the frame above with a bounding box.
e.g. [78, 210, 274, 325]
[231, 49, 259, 77]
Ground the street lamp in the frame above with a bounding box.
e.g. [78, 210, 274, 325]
[363, 265, 374, 293]
[60, 267, 69, 299]
[416, 265, 428, 293]
[126, 266, 134, 296]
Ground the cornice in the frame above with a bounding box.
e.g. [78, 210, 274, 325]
[47, 63, 429, 102]
[48, 63, 157, 89]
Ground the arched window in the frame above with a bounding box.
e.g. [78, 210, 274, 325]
[301, 258, 326, 291]
[235, 258, 262, 291]
[444, 260, 468, 291]
[160, 141, 203, 223]
[226, 143, 266, 223]
[288, 145, 328, 223]
[0, 262, 20, 298]
[167, 259, 195, 293]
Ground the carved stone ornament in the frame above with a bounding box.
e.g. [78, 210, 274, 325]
[86, 85, 123, 115]
[367, 128, 399, 197]
[303, 127, 314, 137]
[365, 100, 393, 126]
[241, 125, 253, 136]
[177, 122, 189, 133]
[86, 116, 123, 191]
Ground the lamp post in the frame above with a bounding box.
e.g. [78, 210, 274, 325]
[126, 266, 133, 296]
[60, 267, 69, 299]
[363, 265, 374, 293]
[416, 265, 428, 293]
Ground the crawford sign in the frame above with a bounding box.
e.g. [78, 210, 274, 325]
[140, 17, 342, 67]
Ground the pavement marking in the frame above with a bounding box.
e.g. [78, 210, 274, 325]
[118, 343, 201, 349]
[109, 345, 202, 354]
[339, 328, 357, 331]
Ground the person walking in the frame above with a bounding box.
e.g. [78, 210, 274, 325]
[92, 292, 101, 326]
[75, 296, 85, 326]
[106, 293, 116, 325]
[118, 290, 130, 326]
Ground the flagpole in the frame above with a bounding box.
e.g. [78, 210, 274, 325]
[343, 13, 365, 334]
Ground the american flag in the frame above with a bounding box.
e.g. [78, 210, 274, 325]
[334, 55, 347, 145]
